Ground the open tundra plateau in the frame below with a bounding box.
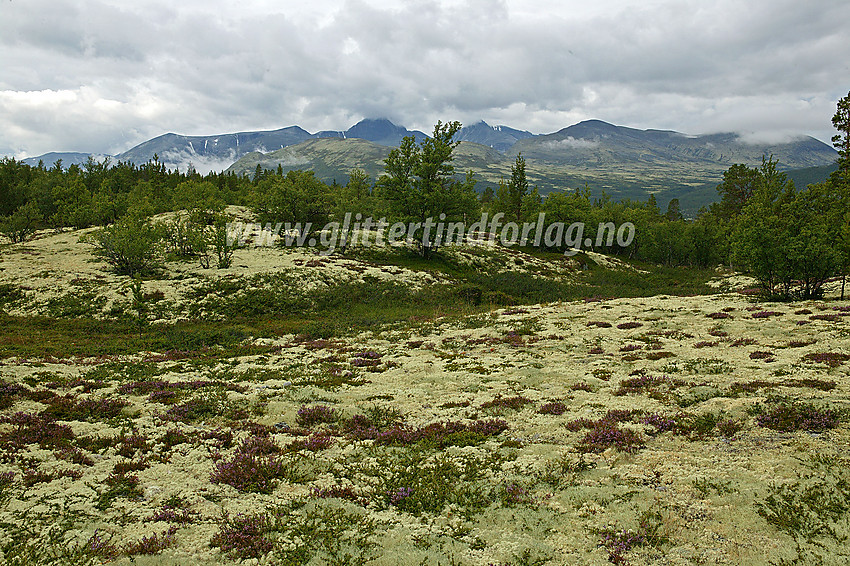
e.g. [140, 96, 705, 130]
[0, 223, 848, 566]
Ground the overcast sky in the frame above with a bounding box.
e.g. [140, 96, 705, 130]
[1, 0, 849, 159]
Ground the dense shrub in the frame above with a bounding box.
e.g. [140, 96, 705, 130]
[84, 215, 163, 276]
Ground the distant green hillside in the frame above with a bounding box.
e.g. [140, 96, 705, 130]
[786, 163, 839, 189]
[228, 138, 392, 184]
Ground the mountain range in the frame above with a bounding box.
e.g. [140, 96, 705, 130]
[21, 119, 431, 172]
[20, 118, 839, 212]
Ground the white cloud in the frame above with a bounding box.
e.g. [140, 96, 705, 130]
[542, 137, 601, 150]
[736, 132, 806, 145]
[157, 149, 242, 175]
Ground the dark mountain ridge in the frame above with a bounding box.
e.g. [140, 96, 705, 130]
[19, 118, 838, 213]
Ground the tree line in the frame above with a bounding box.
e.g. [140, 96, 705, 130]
[1, 93, 849, 299]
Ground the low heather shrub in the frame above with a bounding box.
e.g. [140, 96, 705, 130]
[210, 451, 286, 494]
[641, 411, 742, 439]
[201, 428, 234, 448]
[480, 395, 533, 412]
[752, 311, 784, 319]
[147, 497, 197, 524]
[645, 351, 674, 360]
[615, 374, 670, 396]
[577, 424, 644, 454]
[810, 314, 841, 322]
[350, 351, 382, 368]
[597, 509, 668, 564]
[124, 526, 177, 556]
[296, 404, 339, 427]
[311, 485, 368, 507]
[40, 395, 129, 422]
[85, 530, 120, 561]
[782, 378, 836, 391]
[566, 410, 637, 431]
[730, 380, 775, 394]
[641, 413, 678, 433]
[112, 459, 150, 475]
[160, 428, 193, 449]
[500, 483, 535, 507]
[388, 486, 415, 506]
[0, 412, 75, 449]
[749, 350, 775, 361]
[707, 312, 732, 319]
[211, 513, 273, 560]
[22, 467, 83, 487]
[345, 418, 508, 448]
[754, 402, 839, 432]
[162, 392, 246, 423]
[802, 352, 850, 368]
[538, 401, 569, 415]
[0, 379, 23, 410]
[239, 435, 281, 456]
[212, 502, 379, 563]
[116, 432, 150, 458]
[287, 433, 335, 452]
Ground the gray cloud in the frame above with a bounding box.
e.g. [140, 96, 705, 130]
[1, 0, 848, 159]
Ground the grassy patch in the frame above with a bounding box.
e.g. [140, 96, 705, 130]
[0, 314, 276, 358]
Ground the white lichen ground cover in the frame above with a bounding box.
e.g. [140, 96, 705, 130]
[0, 231, 848, 565]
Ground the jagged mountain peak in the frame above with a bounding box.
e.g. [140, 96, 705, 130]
[346, 118, 424, 143]
[457, 121, 534, 152]
[315, 118, 427, 146]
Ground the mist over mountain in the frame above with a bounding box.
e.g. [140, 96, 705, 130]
[20, 118, 838, 212]
[513, 120, 836, 170]
[114, 126, 316, 174]
[23, 119, 428, 173]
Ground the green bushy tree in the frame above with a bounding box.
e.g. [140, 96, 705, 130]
[252, 170, 332, 236]
[0, 201, 43, 243]
[84, 213, 164, 277]
[377, 121, 479, 257]
[732, 157, 839, 298]
[828, 91, 850, 297]
[492, 153, 541, 224]
[715, 163, 761, 220]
